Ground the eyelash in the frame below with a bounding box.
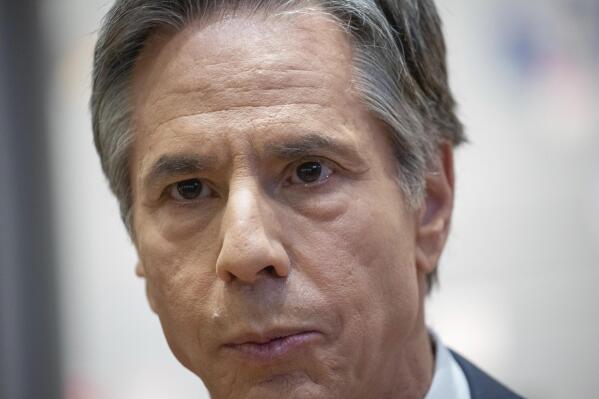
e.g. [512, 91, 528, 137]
[167, 178, 215, 202]
[284, 157, 336, 188]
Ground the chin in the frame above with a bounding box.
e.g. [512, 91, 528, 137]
[203, 372, 333, 399]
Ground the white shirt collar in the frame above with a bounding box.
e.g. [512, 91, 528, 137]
[424, 332, 471, 399]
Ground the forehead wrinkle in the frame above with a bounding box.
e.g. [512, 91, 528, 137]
[141, 61, 334, 135]
[148, 87, 327, 128]
[151, 102, 329, 138]
[146, 67, 330, 122]
[165, 73, 323, 98]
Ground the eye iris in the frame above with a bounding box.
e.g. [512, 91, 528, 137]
[296, 161, 322, 183]
[176, 179, 202, 200]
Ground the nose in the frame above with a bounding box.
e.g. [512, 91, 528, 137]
[215, 183, 290, 284]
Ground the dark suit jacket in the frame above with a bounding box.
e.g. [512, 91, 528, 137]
[450, 350, 524, 399]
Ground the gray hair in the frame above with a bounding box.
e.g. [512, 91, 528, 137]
[91, 0, 465, 290]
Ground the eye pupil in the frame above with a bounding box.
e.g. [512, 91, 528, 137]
[296, 161, 322, 183]
[176, 179, 202, 199]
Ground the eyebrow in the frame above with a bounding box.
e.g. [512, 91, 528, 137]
[144, 154, 217, 188]
[264, 133, 361, 161]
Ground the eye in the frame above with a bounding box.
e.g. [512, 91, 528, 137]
[290, 160, 333, 185]
[168, 178, 213, 201]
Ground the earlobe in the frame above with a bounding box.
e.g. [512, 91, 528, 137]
[145, 282, 158, 314]
[135, 260, 158, 314]
[415, 142, 455, 275]
[135, 260, 145, 277]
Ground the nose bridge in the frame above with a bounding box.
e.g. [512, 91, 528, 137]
[216, 178, 289, 283]
[224, 181, 265, 240]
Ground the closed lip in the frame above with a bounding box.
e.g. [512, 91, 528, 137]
[222, 327, 323, 361]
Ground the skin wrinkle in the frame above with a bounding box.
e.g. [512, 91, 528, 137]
[165, 70, 323, 96]
[130, 10, 453, 399]
[151, 73, 327, 110]
[150, 102, 329, 136]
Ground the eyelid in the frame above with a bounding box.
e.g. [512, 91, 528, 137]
[285, 157, 337, 186]
[166, 178, 215, 203]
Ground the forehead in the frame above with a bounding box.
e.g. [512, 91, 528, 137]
[132, 12, 354, 119]
[130, 10, 372, 174]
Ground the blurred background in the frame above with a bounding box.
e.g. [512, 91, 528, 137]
[1, 0, 598, 398]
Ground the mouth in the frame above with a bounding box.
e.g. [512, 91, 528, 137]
[223, 329, 322, 362]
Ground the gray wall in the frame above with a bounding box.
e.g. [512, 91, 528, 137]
[0, 2, 62, 399]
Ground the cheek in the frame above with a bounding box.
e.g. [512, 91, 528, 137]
[137, 222, 221, 368]
[291, 191, 418, 299]
[287, 190, 420, 364]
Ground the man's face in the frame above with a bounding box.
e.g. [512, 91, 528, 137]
[130, 12, 438, 399]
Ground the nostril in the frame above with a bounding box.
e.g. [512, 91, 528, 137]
[263, 265, 277, 277]
[254, 265, 286, 279]
[219, 270, 234, 283]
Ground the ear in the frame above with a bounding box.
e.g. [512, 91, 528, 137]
[135, 260, 158, 314]
[135, 260, 145, 277]
[415, 142, 455, 275]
